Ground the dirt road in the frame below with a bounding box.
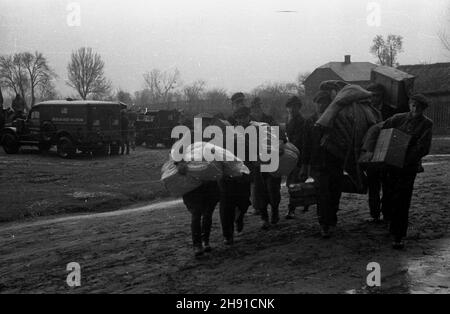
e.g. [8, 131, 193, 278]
[0, 155, 449, 294]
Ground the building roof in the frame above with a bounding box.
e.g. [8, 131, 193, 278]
[318, 61, 377, 82]
[397, 63, 450, 95]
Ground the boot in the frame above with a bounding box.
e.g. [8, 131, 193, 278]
[285, 205, 295, 220]
[392, 236, 405, 250]
[320, 225, 331, 239]
[271, 210, 280, 225]
[223, 237, 234, 246]
[203, 241, 212, 253]
[193, 244, 204, 257]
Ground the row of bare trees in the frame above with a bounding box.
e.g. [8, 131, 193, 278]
[0, 47, 112, 108]
[0, 52, 57, 109]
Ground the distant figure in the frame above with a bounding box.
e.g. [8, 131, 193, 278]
[129, 120, 136, 151]
[11, 94, 26, 120]
[120, 110, 130, 155]
[228, 92, 247, 125]
[249, 97, 276, 125]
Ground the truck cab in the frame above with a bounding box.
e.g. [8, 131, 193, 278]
[135, 109, 181, 147]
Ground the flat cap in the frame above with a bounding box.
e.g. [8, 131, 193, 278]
[410, 94, 429, 109]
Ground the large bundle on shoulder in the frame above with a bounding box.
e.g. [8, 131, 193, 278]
[316, 84, 379, 192]
[161, 141, 250, 197]
[161, 159, 202, 197]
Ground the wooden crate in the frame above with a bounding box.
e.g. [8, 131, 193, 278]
[371, 128, 411, 168]
[370, 66, 415, 112]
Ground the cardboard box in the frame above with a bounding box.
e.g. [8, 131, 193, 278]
[370, 66, 415, 111]
[370, 128, 411, 168]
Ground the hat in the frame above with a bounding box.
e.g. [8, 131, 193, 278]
[410, 94, 429, 109]
[285, 96, 303, 108]
[366, 83, 384, 94]
[319, 80, 348, 92]
[231, 92, 245, 103]
[313, 91, 331, 104]
[233, 106, 250, 118]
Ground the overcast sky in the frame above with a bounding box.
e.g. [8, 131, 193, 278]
[0, 0, 449, 97]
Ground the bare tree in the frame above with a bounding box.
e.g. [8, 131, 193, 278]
[36, 75, 59, 101]
[252, 82, 298, 121]
[116, 89, 133, 105]
[67, 47, 112, 100]
[143, 68, 180, 104]
[22, 51, 56, 106]
[438, 6, 450, 55]
[183, 80, 206, 102]
[0, 53, 29, 101]
[296, 71, 311, 96]
[370, 34, 404, 67]
[439, 31, 450, 53]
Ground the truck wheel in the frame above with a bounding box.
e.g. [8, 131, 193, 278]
[38, 142, 52, 153]
[57, 137, 76, 158]
[2, 133, 20, 154]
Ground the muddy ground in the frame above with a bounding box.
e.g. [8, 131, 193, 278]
[0, 146, 170, 222]
[0, 144, 449, 293]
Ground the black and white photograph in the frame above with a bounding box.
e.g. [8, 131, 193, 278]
[0, 0, 449, 299]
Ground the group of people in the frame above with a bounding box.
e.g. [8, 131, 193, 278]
[177, 84, 433, 257]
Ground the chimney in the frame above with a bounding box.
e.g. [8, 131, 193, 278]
[344, 55, 351, 64]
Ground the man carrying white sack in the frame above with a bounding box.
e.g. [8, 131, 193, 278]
[174, 114, 221, 257]
[177, 163, 220, 258]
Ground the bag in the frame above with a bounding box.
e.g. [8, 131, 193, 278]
[183, 143, 223, 181]
[341, 171, 368, 194]
[161, 160, 202, 197]
[270, 142, 300, 177]
[287, 177, 318, 206]
[184, 142, 249, 178]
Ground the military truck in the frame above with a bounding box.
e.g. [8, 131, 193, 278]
[0, 100, 126, 158]
[135, 109, 181, 147]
